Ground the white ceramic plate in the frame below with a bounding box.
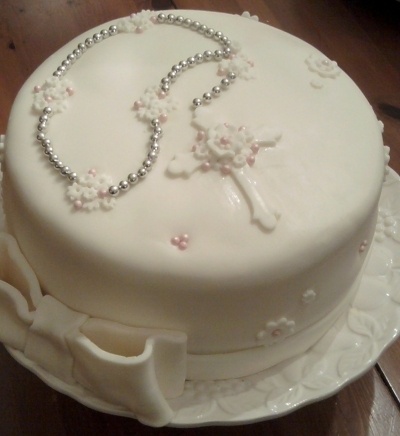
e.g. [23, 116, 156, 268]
[3, 169, 400, 427]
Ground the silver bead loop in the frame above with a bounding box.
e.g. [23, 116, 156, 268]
[36, 13, 234, 205]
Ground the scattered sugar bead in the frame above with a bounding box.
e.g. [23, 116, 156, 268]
[201, 161, 211, 171]
[272, 329, 282, 337]
[45, 96, 53, 103]
[34, 85, 41, 93]
[251, 143, 260, 154]
[247, 155, 256, 166]
[88, 168, 97, 176]
[178, 241, 188, 250]
[197, 130, 205, 141]
[171, 236, 180, 246]
[159, 113, 168, 123]
[133, 100, 143, 110]
[221, 164, 231, 175]
[66, 87, 74, 96]
[181, 234, 189, 243]
[220, 136, 230, 146]
[74, 200, 83, 210]
[150, 15, 158, 24]
[98, 189, 108, 198]
[135, 26, 144, 34]
[158, 91, 166, 99]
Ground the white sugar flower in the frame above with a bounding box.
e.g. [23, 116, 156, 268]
[33, 77, 74, 114]
[306, 54, 340, 79]
[117, 10, 157, 33]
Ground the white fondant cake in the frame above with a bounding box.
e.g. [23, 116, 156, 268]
[0, 9, 386, 426]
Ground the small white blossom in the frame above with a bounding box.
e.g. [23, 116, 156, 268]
[32, 77, 74, 114]
[117, 10, 157, 33]
[306, 54, 340, 79]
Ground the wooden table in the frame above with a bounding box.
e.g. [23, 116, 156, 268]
[0, 1, 399, 434]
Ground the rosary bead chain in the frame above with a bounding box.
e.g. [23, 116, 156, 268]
[35, 14, 236, 200]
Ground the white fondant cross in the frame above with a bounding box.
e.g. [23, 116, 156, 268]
[167, 108, 281, 231]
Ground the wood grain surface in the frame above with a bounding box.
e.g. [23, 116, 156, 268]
[0, 0, 399, 434]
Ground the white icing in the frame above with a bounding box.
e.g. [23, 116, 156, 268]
[32, 76, 74, 113]
[1, 9, 386, 426]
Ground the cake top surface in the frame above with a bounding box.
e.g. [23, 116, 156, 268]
[4, 10, 384, 286]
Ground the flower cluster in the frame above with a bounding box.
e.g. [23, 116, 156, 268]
[133, 86, 178, 122]
[66, 169, 116, 211]
[306, 54, 340, 79]
[33, 77, 74, 114]
[117, 10, 157, 34]
[256, 317, 296, 345]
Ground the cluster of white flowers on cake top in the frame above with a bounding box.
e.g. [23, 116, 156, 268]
[133, 85, 179, 122]
[66, 169, 116, 211]
[117, 10, 157, 33]
[33, 77, 74, 114]
[306, 54, 340, 79]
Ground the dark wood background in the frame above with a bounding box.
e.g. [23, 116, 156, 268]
[0, 0, 399, 434]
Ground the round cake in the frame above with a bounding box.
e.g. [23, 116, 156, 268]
[0, 9, 386, 426]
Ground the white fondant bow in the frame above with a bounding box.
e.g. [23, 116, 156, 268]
[0, 232, 187, 427]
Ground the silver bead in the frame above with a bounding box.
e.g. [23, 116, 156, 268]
[57, 65, 67, 75]
[93, 33, 102, 43]
[193, 98, 202, 107]
[77, 42, 87, 52]
[175, 16, 184, 25]
[49, 154, 59, 163]
[39, 114, 49, 123]
[37, 122, 47, 132]
[212, 86, 221, 96]
[214, 31, 223, 40]
[109, 25, 118, 35]
[62, 59, 71, 69]
[143, 159, 153, 170]
[205, 28, 215, 38]
[167, 14, 176, 23]
[43, 107, 53, 116]
[43, 146, 53, 155]
[203, 92, 212, 103]
[53, 71, 62, 78]
[195, 53, 204, 63]
[61, 166, 71, 176]
[221, 36, 230, 45]
[85, 37, 94, 48]
[42, 138, 51, 147]
[119, 180, 129, 190]
[198, 24, 207, 33]
[148, 150, 158, 161]
[223, 47, 232, 58]
[151, 118, 160, 127]
[179, 60, 188, 70]
[109, 185, 120, 196]
[67, 53, 76, 63]
[128, 172, 139, 184]
[161, 77, 170, 85]
[187, 57, 196, 67]
[157, 13, 166, 23]
[101, 29, 110, 38]
[68, 172, 78, 182]
[221, 78, 230, 88]
[151, 142, 160, 153]
[183, 18, 192, 27]
[54, 161, 64, 169]
[228, 71, 236, 81]
[191, 21, 200, 30]
[203, 50, 213, 61]
[138, 167, 147, 178]
[167, 70, 177, 82]
[161, 83, 170, 93]
[73, 48, 82, 58]
[37, 132, 46, 141]
[153, 126, 162, 136]
[172, 64, 182, 74]
[151, 133, 160, 142]
[214, 50, 223, 60]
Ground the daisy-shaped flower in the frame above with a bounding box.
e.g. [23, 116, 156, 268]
[256, 317, 296, 345]
[305, 54, 340, 79]
[218, 53, 256, 80]
[133, 86, 179, 122]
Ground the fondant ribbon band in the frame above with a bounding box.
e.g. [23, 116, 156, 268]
[0, 232, 187, 427]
